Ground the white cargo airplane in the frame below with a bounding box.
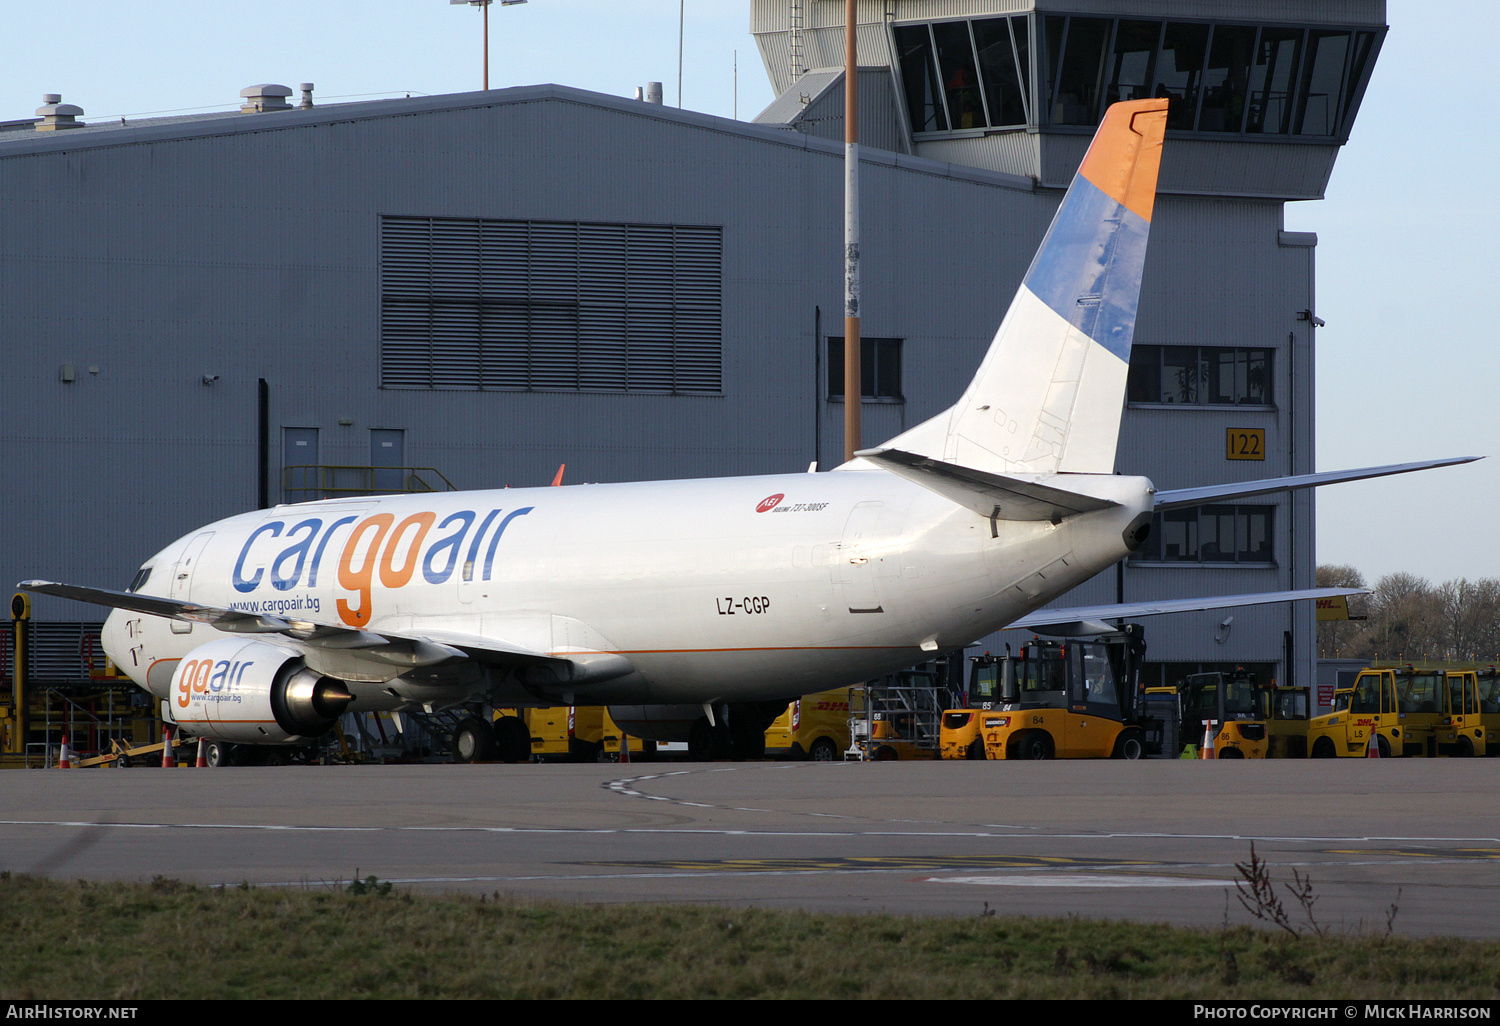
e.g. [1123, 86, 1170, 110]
[22, 99, 1475, 761]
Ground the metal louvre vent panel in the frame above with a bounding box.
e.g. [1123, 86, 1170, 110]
[381, 216, 723, 394]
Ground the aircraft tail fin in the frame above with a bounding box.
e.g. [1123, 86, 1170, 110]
[875, 98, 1167, 476]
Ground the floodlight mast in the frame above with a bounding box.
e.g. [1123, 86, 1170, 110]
[843, 0, 861, 463]
[450, 0, 528, 91]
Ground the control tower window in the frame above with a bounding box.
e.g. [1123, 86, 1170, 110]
[894, 24, 948, 133]
[1294, 30, 1352, 136]
[1050, 16, 1110, 125]
[974, 17, 1029, 128]
[933, 21, 985, 130]
[1246, 27, 1302, 134]
[1200, 25, 1257, 132]
[1105, 20, 1161, 106]
[1154, 23, 1210, 131]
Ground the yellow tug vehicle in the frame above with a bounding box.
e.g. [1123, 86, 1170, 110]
[964, 624, 1154, 760]
[1307, 667, 1413, 757]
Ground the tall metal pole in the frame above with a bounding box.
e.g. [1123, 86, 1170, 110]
[483, 1, 490, 90]
[843, 0, 861, 463]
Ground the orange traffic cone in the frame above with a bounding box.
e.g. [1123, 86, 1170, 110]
[617, 729, 631, 764]
[1366, 730, 1381, 758]
[195, 738, 208, 768]
[161, 729, 175, 768]
[1200, 720, 1216, 759]
[58, 738, 72, 769]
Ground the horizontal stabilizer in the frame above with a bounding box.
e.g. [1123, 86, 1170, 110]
[855, 447, 1120, 522]
[1008, 587, 1367, 634]
[1154, 457, 1481, 511]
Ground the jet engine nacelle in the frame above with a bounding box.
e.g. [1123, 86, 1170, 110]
[168, 637, 354, 744]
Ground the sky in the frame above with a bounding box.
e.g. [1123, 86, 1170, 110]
[3, 1, 1493, 585]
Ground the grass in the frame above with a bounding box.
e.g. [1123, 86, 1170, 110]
[1, 872, 1498, 999]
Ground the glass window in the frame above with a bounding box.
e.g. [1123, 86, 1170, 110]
[827, 337, 903, 400]
[1246, 27, 1302, 134]
[1343, 31, 1378, 124]
[895, 24, 948, 133]
[1073, 643, 1122, 711]
[933, 21, 985, 130]
[1349, 673, 1381, 714]
[1293, 29, 1349, 136]
[1399, 673, 1442, 715]
[1200, 24, 1256, 132]
[1155, 23, 1210, 131]
[1129, 346, 1274, 406]
[1137, 505, 1275, 564]
[1052, 17, 1110, 125]
[974, 18, 1026, 128]
[1018, 644, 1067, 697]
[905, 15, 1374, 137]
[1011, 16, 1032, 116]
[1106, 20, 1161, 106]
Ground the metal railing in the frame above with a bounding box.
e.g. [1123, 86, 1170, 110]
[283, 465, 457, 503]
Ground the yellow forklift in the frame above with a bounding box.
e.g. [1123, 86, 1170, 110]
[939, 656, 1002, 760]
[963, 624, 1156, 760]
[1176, 669, 1268, 758]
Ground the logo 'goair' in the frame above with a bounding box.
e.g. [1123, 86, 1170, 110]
[175, 655, 255, 709]
[230, 506, 534, 627]
[756, 494, 783, 513]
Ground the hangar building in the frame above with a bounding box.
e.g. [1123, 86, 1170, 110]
[0, 0, 1385, 712]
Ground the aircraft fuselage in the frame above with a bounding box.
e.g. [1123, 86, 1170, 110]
[103, 467, 1154, 710]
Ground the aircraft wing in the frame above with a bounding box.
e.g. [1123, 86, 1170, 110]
[18, 579, 631, 683]
[854, 447, 1120, 522]
[1153, 457, 1480, 511]
[1005, 587, 1367, 637]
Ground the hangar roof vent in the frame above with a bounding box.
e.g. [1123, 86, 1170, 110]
[35, 94, 84, 131]
[240, 84, 294, 113]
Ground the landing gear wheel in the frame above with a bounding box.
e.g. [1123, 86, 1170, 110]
[568, 738, 602, 763]
[809, 737, 839, 762]
[1111, 729, 1145, 760]
[1014, 732, 1053, 760]
[452, 717, 496, 764]
[494, 716, 531, 763]
[688, 718, 730, 761]
[202, 740, 231, 768]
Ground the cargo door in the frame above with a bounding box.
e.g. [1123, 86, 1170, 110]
[168, 531, 215, 635]
[835, 502, 887, 614]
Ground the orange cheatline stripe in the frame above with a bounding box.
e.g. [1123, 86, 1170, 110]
[1076, 98, 1168, 224]
[553, 646, 913, 656]
[174, 719, 279, 725]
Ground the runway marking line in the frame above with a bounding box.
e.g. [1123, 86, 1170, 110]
[571, 854, 1164, 873]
